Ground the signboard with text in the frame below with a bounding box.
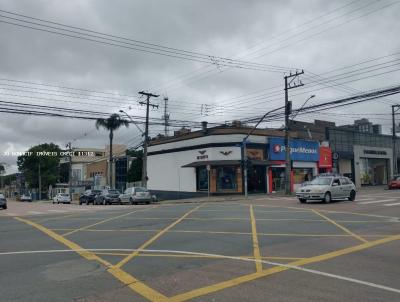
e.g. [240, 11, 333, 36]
[268, 138, 319, 161]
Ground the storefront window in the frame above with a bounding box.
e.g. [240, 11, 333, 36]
[293, 168, 313, 185]
[196, 167, 208, 191]
[217, 167, 237, 190]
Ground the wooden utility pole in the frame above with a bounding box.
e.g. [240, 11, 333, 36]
[139, 91, 159, 188]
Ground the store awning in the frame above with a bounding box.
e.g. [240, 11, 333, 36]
[182, 160, 241, 168]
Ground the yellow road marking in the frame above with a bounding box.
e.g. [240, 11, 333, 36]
[50, 228, 391, 238]
[62, 205, 158, 236]
[167, 233, 400, 302]
[250, 205, 262, 272]
[318, 209, 399, 220]
[114, 204, 204, 269]
[37, 212, 81, 223]
[15, 217, 167, 302]
[94, 251, 305, 260]
[312, 209, 368, 243]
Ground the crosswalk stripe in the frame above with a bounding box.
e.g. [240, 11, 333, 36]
[384, 202, 400, 206]
[359, 199, 397, 205]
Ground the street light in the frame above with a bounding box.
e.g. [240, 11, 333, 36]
[119, 110, 144, 135]
[290, 95, 315, 120]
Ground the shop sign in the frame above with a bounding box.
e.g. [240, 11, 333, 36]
[246, 148, 264, 160]
[197, 150, 208, 160]
[319, 146, 332, 168]
[269, 138, 319, 161]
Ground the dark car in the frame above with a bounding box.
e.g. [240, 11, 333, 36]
[95, 189, 121, 205]
[0, 193, 7, 209]
[79, 189, 102, 205]
[388, 176, 400, 189]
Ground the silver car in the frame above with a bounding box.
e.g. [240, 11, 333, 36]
[119, 187, 153, 205]
[295, 176, 356, 203]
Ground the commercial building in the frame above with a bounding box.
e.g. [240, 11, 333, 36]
[147, 123, 331, 198]
[292, 119, 400, 188]
[59, 145, 131, 195]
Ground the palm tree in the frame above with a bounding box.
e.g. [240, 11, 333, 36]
[95, 114, 129, 188]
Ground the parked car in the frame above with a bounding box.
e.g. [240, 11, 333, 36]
[53, 193, 71, 204]
[296, 176, 356, 203]
[79, 189, 102, 205]
[388, 176, 400, 189]
[95, 189, 121, 205]
[0, 193, 7, 209]
[20, 193, 32, 202]
[119, 187, 154, 204]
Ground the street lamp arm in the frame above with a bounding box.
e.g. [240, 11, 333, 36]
[119, 110, 144, 134]
[244, 105, 286, 141]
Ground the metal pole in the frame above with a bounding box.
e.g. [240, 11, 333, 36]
[284, 76, 291, 195]
[38, 162, 41, 200]
[392, 105, 397, 176]
[207, 167, 210, 200]
[243, 138, 248, 198]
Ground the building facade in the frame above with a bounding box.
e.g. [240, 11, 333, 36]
[147, 125, 331, 198]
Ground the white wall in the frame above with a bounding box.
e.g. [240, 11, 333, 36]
[148, 145, 241, 192]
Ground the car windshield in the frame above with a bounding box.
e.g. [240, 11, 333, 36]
[135, 187, 148, 192]
[60, 194, 69, 197]
[309, 178, 332, 185]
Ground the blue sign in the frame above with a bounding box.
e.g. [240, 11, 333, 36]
[268, 137, 319, 161]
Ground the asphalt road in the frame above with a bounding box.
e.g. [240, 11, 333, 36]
[0, 188, 399, 302]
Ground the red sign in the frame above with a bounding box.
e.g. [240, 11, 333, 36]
[319, 146, 332, 168]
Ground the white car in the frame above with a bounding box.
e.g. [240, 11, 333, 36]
[119, 187, 153, 205]
[296, 176, 356, 204]
[53, 193, 71, 204]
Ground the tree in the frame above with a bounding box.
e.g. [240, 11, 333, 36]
[95, 114, 129, 188]
[17, 143, 62, 195]
[127, 149, 143, 182]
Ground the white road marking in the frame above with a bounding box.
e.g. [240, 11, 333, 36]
[359, 199, 397, 205]
[384, 202, 400, 207]
[5, 213, 17, 216]
[48, 210, 68, 213]
[27, 211, 44, 215]
[0, 248, 399, 294]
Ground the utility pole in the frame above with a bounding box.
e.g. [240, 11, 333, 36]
[392, 105, 400, 176]
[162, 97, 170, 136]
[66, 142, 72, 199]
[139, 91, 159, 188]
[284, 70, 304, 195]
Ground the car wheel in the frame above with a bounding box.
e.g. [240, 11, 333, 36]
[323, 192, 331, 204]
[349, 190, 356, 201]
[298, 198, 307, 203]
[3, 204, 7, 209]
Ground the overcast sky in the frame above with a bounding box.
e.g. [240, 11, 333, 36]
[0, 0, 399, 173]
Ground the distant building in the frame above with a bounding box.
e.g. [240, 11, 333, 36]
[339, 118, 382, 135]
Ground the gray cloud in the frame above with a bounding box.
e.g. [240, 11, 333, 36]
[0, 0, 399, 174]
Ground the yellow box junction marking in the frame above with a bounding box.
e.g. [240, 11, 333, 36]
[14, 217, 167, 302]
[114, 204, 204, 269]
[249, 205, 262, 272]
[167, 233, 400, 302]
[312, 209, 368, 243]
[62, 205, 158, 236]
